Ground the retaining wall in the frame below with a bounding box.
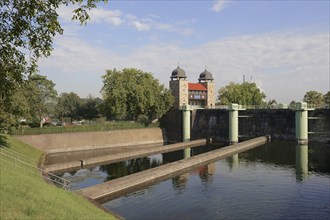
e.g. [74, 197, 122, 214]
[161, 108, 330, 143]
[16, 128, 165, 153]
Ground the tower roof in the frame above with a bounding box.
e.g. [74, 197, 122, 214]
[188, 83, 207, 91]
[171, 66, 187, 79]
[199, 69, 214, 81]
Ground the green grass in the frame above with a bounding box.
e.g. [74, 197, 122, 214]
[13, 121, 158, 135]
[0, 135, 116, 220]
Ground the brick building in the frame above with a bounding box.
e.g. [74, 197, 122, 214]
[169, 66, 216, 109]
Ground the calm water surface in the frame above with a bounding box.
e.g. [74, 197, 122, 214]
[63, 141, 330, 219]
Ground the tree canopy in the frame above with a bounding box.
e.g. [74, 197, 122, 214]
[0, 0, 106, 132]
[324, 91, 330, 106]
[25, 74, 58, 123]
[303, 90, 324, 107]
[55, 92, 82, 123]
[218, 82, 266, 106]
[101, 68, 173, 123]
[79, 95, 103, 120]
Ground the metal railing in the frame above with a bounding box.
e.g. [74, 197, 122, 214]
[0, 147, 70, 190]
[214, 103, 330, 110]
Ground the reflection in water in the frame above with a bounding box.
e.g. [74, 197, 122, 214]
[172, 173, 189, 192]
[239, 141, 330, 174]
[227, 154, 239, 170]
[100, 156, 163, 181]
[62, 141, 330, 220]
[172, 163, 217, 190]
[295, 144, 308, 181]
[103, 141, 330, 220]
[198, 163, 216, 184]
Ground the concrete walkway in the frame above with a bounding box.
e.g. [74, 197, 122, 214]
[77, 136, 269, 203]
[44, 139, 209, 174]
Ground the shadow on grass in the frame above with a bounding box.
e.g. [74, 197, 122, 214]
[0, 134, 9, 148]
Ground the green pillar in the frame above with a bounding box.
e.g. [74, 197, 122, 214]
[295, 144, 308, 181]
[295, 102, 308, 144]
[182, 105, 191, 142]
[229, 103, 239, 144]
[184, 148, 191, 158]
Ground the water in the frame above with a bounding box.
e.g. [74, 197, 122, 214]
[63, 141, 330, 219]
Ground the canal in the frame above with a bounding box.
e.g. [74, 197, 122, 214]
[61, 141, 330, 219]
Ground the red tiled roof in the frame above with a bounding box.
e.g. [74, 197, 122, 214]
[188, 83, 207, 91]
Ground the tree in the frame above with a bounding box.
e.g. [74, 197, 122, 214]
[267, 99, 278, 108]
[55, 92, 82, 123]
[25, 74, 58, 124]
[79, 95, 103, 120]
[303, 90, 324, 107]
[323, 91, 330, 106]
[289, 100, 297, 109]
[101, 68, 173, 123]
[218, 82, 266, 106]
[1, 0, 106, 132]
[0, 84, 29, 133]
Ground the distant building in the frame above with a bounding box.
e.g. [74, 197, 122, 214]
[169, 66, 215, 109]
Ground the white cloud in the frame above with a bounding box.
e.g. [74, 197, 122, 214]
[88, 8, 122, 26]
[57, 5, 193, 35]
[211, 0, 227, 13]
[39, 30, 329, 103]
[130, 18, 193, 35]
[57, 5, 122, 26]
[132, 20, 151, 31]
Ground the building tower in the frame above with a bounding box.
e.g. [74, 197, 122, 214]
[170, 66, 189, 108]
[198, 69, 215, 108]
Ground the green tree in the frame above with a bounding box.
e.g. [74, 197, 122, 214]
[0, 85, 29, 133]
[25, 74, 58, 124]
[218, 82, 266, 105]
[303, 90, 324, 107]
[323, 91, 330, 106]
[289, 100, 297, 109]
[55, 92, 82, 123]
[79, 95, 103, 120]
[0, 0, 106, 133]
[101, 68, 173, 123]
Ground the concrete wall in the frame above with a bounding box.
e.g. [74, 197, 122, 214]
[161, 108, 330, 143]
[16, 128, 165, 153]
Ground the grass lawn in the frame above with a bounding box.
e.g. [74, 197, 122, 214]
[0, 135, 117, 219]
[13, 121, 156, 135]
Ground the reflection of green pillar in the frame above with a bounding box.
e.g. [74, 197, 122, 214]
[182, 105, 191, 142]
[295, 144, 308, 181]
[229, 103, 239, 144]
[295, 102, 308, 144]
[228, 154, 239, 170]
[184, 148, 191, 158]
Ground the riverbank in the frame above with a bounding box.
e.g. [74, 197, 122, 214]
[0, 134, 116, 219]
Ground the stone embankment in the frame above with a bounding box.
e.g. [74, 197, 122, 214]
[78, 136, 270, 203]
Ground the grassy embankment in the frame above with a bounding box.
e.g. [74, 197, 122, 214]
[13, 121, 156, 135]
[0, 135, 116, 219]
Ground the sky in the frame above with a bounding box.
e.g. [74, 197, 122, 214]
[38, 0, 330, 104]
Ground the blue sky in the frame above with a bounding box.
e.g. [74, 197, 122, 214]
[39, 0, 330, 104]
